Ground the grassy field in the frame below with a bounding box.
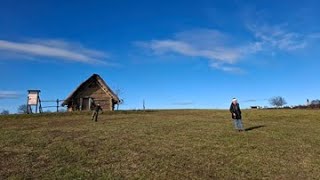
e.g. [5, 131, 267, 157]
[1, 109, 320, 179]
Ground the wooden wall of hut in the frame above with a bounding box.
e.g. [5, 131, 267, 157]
[70, 80, 113, 111]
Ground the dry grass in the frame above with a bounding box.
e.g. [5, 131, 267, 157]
[1, 109, 320, 179]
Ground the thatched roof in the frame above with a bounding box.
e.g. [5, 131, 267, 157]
[62, 74, 120, 106]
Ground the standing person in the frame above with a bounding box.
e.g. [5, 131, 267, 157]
[92, 103, 103, 122]
[229, 98, 244, 132]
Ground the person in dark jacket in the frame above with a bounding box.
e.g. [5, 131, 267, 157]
[229, 98, 244, 131]
[91, 103, 103, 122]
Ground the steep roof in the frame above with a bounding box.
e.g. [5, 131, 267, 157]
[62, 74, 120, 106]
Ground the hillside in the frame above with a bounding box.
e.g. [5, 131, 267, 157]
[1, 110, 320, 179]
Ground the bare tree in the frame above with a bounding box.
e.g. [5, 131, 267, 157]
[17, 104, 28, 114]
[269, 96, 287, 108]
[114, 88, 124, 110]
[114, 88, 122, 97]
[311, 99, 320, 105]
[0, 110, 9, 115]
[117, 99, 124, 110]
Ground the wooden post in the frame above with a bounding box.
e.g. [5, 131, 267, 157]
[80, 98, 83, 111]
[56, 99, 59, 112]
[89, 98, 92, 110]
[38, 98, 42, 113]
[110, 98, 112, 111]
[35, 94, 39, 113]
[26, 96, 30, 114]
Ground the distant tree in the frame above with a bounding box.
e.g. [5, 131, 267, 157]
[269, 96, 287, 108]
[143, 99, 145, 110]
[311, 99, 320, 105]
[309, 99, 320, 109]
[0, 110, 9, 115]
[116, 99, 124, 110]
[114, 88, 122, 97]
[17, 104, 28, 114]
[114, 88, 124, 110]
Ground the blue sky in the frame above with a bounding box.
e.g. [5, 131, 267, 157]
[1, 0, 320, 113]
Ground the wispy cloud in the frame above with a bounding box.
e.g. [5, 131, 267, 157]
[136, 29, 249, 72]
[0, 39, 111, 65]
[143, 40, 243, 64]
[210, 62, 245, 74]
[248, 24, 307, 51]
[0, 91, 20, 99]
[241, 98, 269, 103]
[308, 32, 320, 39]
[137, 24, 316, 73]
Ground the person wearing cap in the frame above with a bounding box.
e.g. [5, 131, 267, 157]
[229, 98, 244, 131]
[91, 103, 103, 122]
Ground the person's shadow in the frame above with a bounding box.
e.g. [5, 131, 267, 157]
[245, 125, 265, 132]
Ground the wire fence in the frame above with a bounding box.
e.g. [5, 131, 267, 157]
[39, 99, 66, 113]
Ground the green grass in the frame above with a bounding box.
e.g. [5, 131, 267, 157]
[1, 109, 320, 179]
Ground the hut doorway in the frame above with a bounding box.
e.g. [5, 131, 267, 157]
[80, 97, 93, 111]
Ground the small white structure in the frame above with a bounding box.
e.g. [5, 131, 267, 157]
[250, 106, 262, 109]
[27, 90, 41, 113]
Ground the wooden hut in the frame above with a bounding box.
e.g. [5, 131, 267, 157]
[62, 74, 120, 111]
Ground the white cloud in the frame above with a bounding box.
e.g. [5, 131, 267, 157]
[248, 24, 307, 51]
[146, 40, 242, 63]
[0, 91, 20, 99]
[0, 39, 111, 65]
[136, 29, 248, 72]
[210, 62, 245, 74]
[136, 25, 315, 73]
[308, 32, 320, 39]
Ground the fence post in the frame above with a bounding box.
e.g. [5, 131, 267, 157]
[57, 99, 59, 112]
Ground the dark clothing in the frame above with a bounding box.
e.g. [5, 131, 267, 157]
[94, 105, 102, 112]
[92, 105, 102, 122]
[92, 111, 99, 122]
[229, 103, 242, 119]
